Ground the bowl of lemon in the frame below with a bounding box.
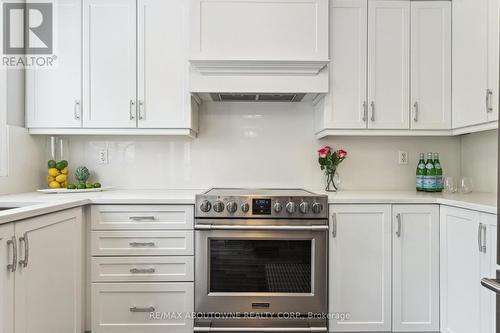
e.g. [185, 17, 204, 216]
[39, 162, 104, 193]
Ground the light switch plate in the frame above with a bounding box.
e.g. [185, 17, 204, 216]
[398, 151, 408, 165]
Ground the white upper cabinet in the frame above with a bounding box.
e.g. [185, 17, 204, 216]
[452, 0, 498, 129]
[329, 205, 392, 332]
[137, 0, 193, 129]
[26, 0, 82, 128]
[83, 0, 137, 128]
[367, 0, 410, 130]
[410, 1, 451, 130]
[320, 0, 368, 130]
[392, 205, 440, 332]
[189, 0, 329, 62]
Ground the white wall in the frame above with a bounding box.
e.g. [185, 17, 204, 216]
[65, 102, 462, 191]
[460, 129, 498, 193]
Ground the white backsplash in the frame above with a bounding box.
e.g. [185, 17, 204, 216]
[64, 102, 463, 191]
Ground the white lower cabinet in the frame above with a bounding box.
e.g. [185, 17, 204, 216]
[91, 283, 194, 333]
[329, 204, 392, 332]
[440, 206, 497, 333]
[329, 204, 440, 332]
[0, 208, 83, 333]
[392, 205, 439, 332]
[90, 204, 195, 333]
[0, 223, 15, 333]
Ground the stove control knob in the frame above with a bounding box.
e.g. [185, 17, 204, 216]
[213, 200, 225, 213]
[241, 202, 250, 213]
[274, 202, 283, 213]
[312, 202, 324, 214]
[226, 201, 238, 214]
[299, 201, 310, 214]
[286, 202, 297, 214]
[200, 200, 212, 213]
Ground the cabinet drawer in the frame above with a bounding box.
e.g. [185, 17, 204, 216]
[91, 231, 193, 256]
[91, 205, 194, 230]
[91, 257, 194, 282]
[91, 283, 193, 333]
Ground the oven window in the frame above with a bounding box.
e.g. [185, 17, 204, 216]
[209, 240, 312, 293]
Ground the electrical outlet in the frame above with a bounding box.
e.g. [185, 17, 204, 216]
[398, 151, 409, 165]
[98, 149, 108, 165]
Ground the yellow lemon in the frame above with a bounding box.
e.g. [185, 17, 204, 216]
[61, 182, 67, 188]
[49, 181, 61, 189]
[48, 168, 60, 177]
[47, 176, 55, 182]
[55, 174, 67, 183]
[61, 167, 69, 175]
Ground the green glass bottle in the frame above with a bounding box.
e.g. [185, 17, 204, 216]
[434, 153, 443, 192]
[424, 152, 436, 192]
[416, 153, 426, 192]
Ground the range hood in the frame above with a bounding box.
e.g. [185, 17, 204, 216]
[188, 0, 330, 102]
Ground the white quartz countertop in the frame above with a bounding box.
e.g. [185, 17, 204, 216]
[0, 189, 496, 225]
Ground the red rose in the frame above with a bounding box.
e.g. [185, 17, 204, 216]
[336, 149, 347, 158]
[318, 146, 331, 158]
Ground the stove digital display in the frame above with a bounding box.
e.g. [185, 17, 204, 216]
[252, 198, 272, 215]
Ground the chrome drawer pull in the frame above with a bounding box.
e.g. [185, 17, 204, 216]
[129, 242, 156, 247]
[486, 89, 493, 113]
[130, 306, 155, 313]
[18, 233, 29, 268]
[129, 216, 156, 221]
[7, 236, 17, 273]
[478, 223, 483, 253]
[130, 268, 156, 274]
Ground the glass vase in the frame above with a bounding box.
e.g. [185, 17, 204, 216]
[325, 169, 340, 192]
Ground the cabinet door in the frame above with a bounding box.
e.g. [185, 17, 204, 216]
[392, 205, 439, 332]
[327, 0, 368, 129]
[137, 0, 190, 128]
[0, 224, 14, 333]
[440, 206, 484, 333]
[410, 1, 451, 130]
[83, 0, 137, 128]
[14, 208, 83, 333]
[329, 205, 392, 332]
[452, 0, 489, 128]
[25, 0, 82, 128]
[480, 213, 497, 333]
[367, 0, 410, 129]
[487, 0, 499, 122]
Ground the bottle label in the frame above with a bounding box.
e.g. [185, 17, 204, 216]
[424, 176, 436, 190]
[416, 176, 424, 189]
[436, 176, 443, 190]
[426, 163, 434, 170]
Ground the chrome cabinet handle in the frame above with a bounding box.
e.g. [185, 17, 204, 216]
[332, 213, 337, 238]
[130, 306, 155, 313]
[486, 89, 493, 113]
[129, 242, 156, 247]
[362, 101, 367, 122]
[74, 100, 81, 120]
[129, 216, 156, 221]
[396, 213, 402, 237]
[18, 233, 29, 268]
[478, 223, 483, 253]
[370, 101, 375, 121]
[130, 268, 156, 274]
[482, 224, 487, 253]
[138, 100, 145, 120]
[413, 101, 419, 122]
[130, 100, 136, 120]
[6, 236, 17, 273]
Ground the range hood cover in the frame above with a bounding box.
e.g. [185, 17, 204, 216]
[209, 93, 306, 102]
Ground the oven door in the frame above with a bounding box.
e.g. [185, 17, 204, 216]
[195, 224, 327, 314]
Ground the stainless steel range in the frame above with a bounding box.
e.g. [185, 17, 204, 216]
[194, 188, 329, 332]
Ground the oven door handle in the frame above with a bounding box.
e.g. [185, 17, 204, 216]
[194, 225, 329, 231]
[194, 327, 327, 332]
